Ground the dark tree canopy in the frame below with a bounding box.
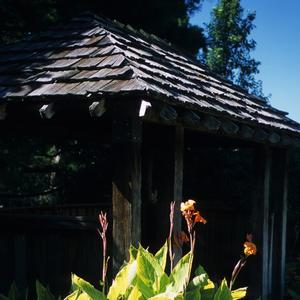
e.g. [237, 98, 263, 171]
[0, 0, 206, 57]
[205, 0, 262, 95]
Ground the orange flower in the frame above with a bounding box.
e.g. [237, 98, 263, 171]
[194, 211, 207, 224]
[180, 199, 196, 212]
[244, 241, 257, 256]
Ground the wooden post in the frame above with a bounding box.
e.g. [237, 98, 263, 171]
[173, 125, 184, 262]
[141, 123, 184, 264]
[262, 146, 271, 299]
[112, 99, 142, 273]
[250, 146, 271, 300]
[270, 148, 288, 299]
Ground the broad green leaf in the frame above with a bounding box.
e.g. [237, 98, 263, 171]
[0, 295, 9, 300]
[213, 279, 232, 300]
[36, 280, 56, 300]
[155, 241, 168, 271]
[231, 287, 247, 300]
[195, 265, 208, 277]
[107, 260, 137, 300]
[64, 290, 91, 300]
[186, 274, 208, 292]
[127, 286, 144, 300]
[185, 289, 201, 300]
[168, 252, 191, 293]
[129, 245, 138, 262]
[64, 290, 80, 300]
[136, 246, 169, 297]
[7, 282, 27, 300]
[149, 291, 184, 300]
[77, 293, 91, 300]
[72, 274, 106, 300]
[201, 279, 216, 300]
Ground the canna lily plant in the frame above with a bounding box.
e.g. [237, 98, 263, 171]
[65, 200, 257, 300]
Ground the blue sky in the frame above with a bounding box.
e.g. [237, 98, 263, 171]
[190, 0, 300, 122]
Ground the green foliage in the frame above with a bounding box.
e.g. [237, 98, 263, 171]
[205, 0, 263, 96]
[36, 280, 56, 300]
[0, 282, 28, 300]
[71, 274, 106, 300]
[65, 244, 247, 300]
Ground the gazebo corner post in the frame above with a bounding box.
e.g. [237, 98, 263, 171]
[173, 124, 184, 263]
[262, 146, 271, 300]
[251, 145, 271, 300]
[270, 148, 288, 300]
[111, 99, 142, 274]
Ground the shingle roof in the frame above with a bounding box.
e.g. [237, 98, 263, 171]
[0, 13, 299, 135]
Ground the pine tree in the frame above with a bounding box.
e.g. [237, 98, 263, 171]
[205, 0, 262, 96]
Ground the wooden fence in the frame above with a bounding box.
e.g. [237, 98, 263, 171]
[0, 204, 111, 298]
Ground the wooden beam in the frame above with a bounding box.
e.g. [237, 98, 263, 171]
[39, 103, 55, 119]
[139, 100, 151, 117]
[182, 111, 201, 126]
[0, 103, 7, 120]
[254, 129, 268, 142]
[240, 125, 255, 139]
[203, 116, 221, 131]
[89, 100, 106, 118]
[112, 100, 142, 273]
[268, 132, 281, 144]
[159, 105, 177, 121]
[221, 120, 239, 135]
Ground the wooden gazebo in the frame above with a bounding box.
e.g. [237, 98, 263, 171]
[0, 13, 299, 299]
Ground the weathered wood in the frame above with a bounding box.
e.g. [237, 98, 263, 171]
[112, 100, 142, 273]
[268, 132, 280, 144]
[221, 120, 239, 135]
[262, 146, 271, 299]
[270, 148, 288, 299]
[182, 111, 201, 126]
[89, 99, 106, 117]
[39, 103, 55, 119]
[173, 124, 184, 263]
[249, 146, 271, 300]
[139, 100, 151, 117]
[203, 116, 221, 131]
[0, 103, 7, 120]
[159, 105, 177, 121]
[241, 125, 255, 139]
[14, 235, 27, 291]
[254, 129, 268, 142]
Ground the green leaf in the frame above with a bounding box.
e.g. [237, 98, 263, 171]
[213, 279, 232, 300]
[0, 295, 9, 300]
[107, 260, 137, 300]
[136, 245, 169, 297]
[185, 289, 201, 300]
[148, 291, 184, 300]
[36, 280, 56, 300]
[231, 287, 247, 300]
[195, 265, 208, 277]
[72, 274, 106, 300]
[64, 290, 91, 300]
[155, 241, 168, 272]
[187, 273, 208, 292]
[7, 282, 27, 300]
[201, 279, 216, 300]
[167, 252, 191, 293]
[129, 245, 138, 262]
[127, 286, 144, 300]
